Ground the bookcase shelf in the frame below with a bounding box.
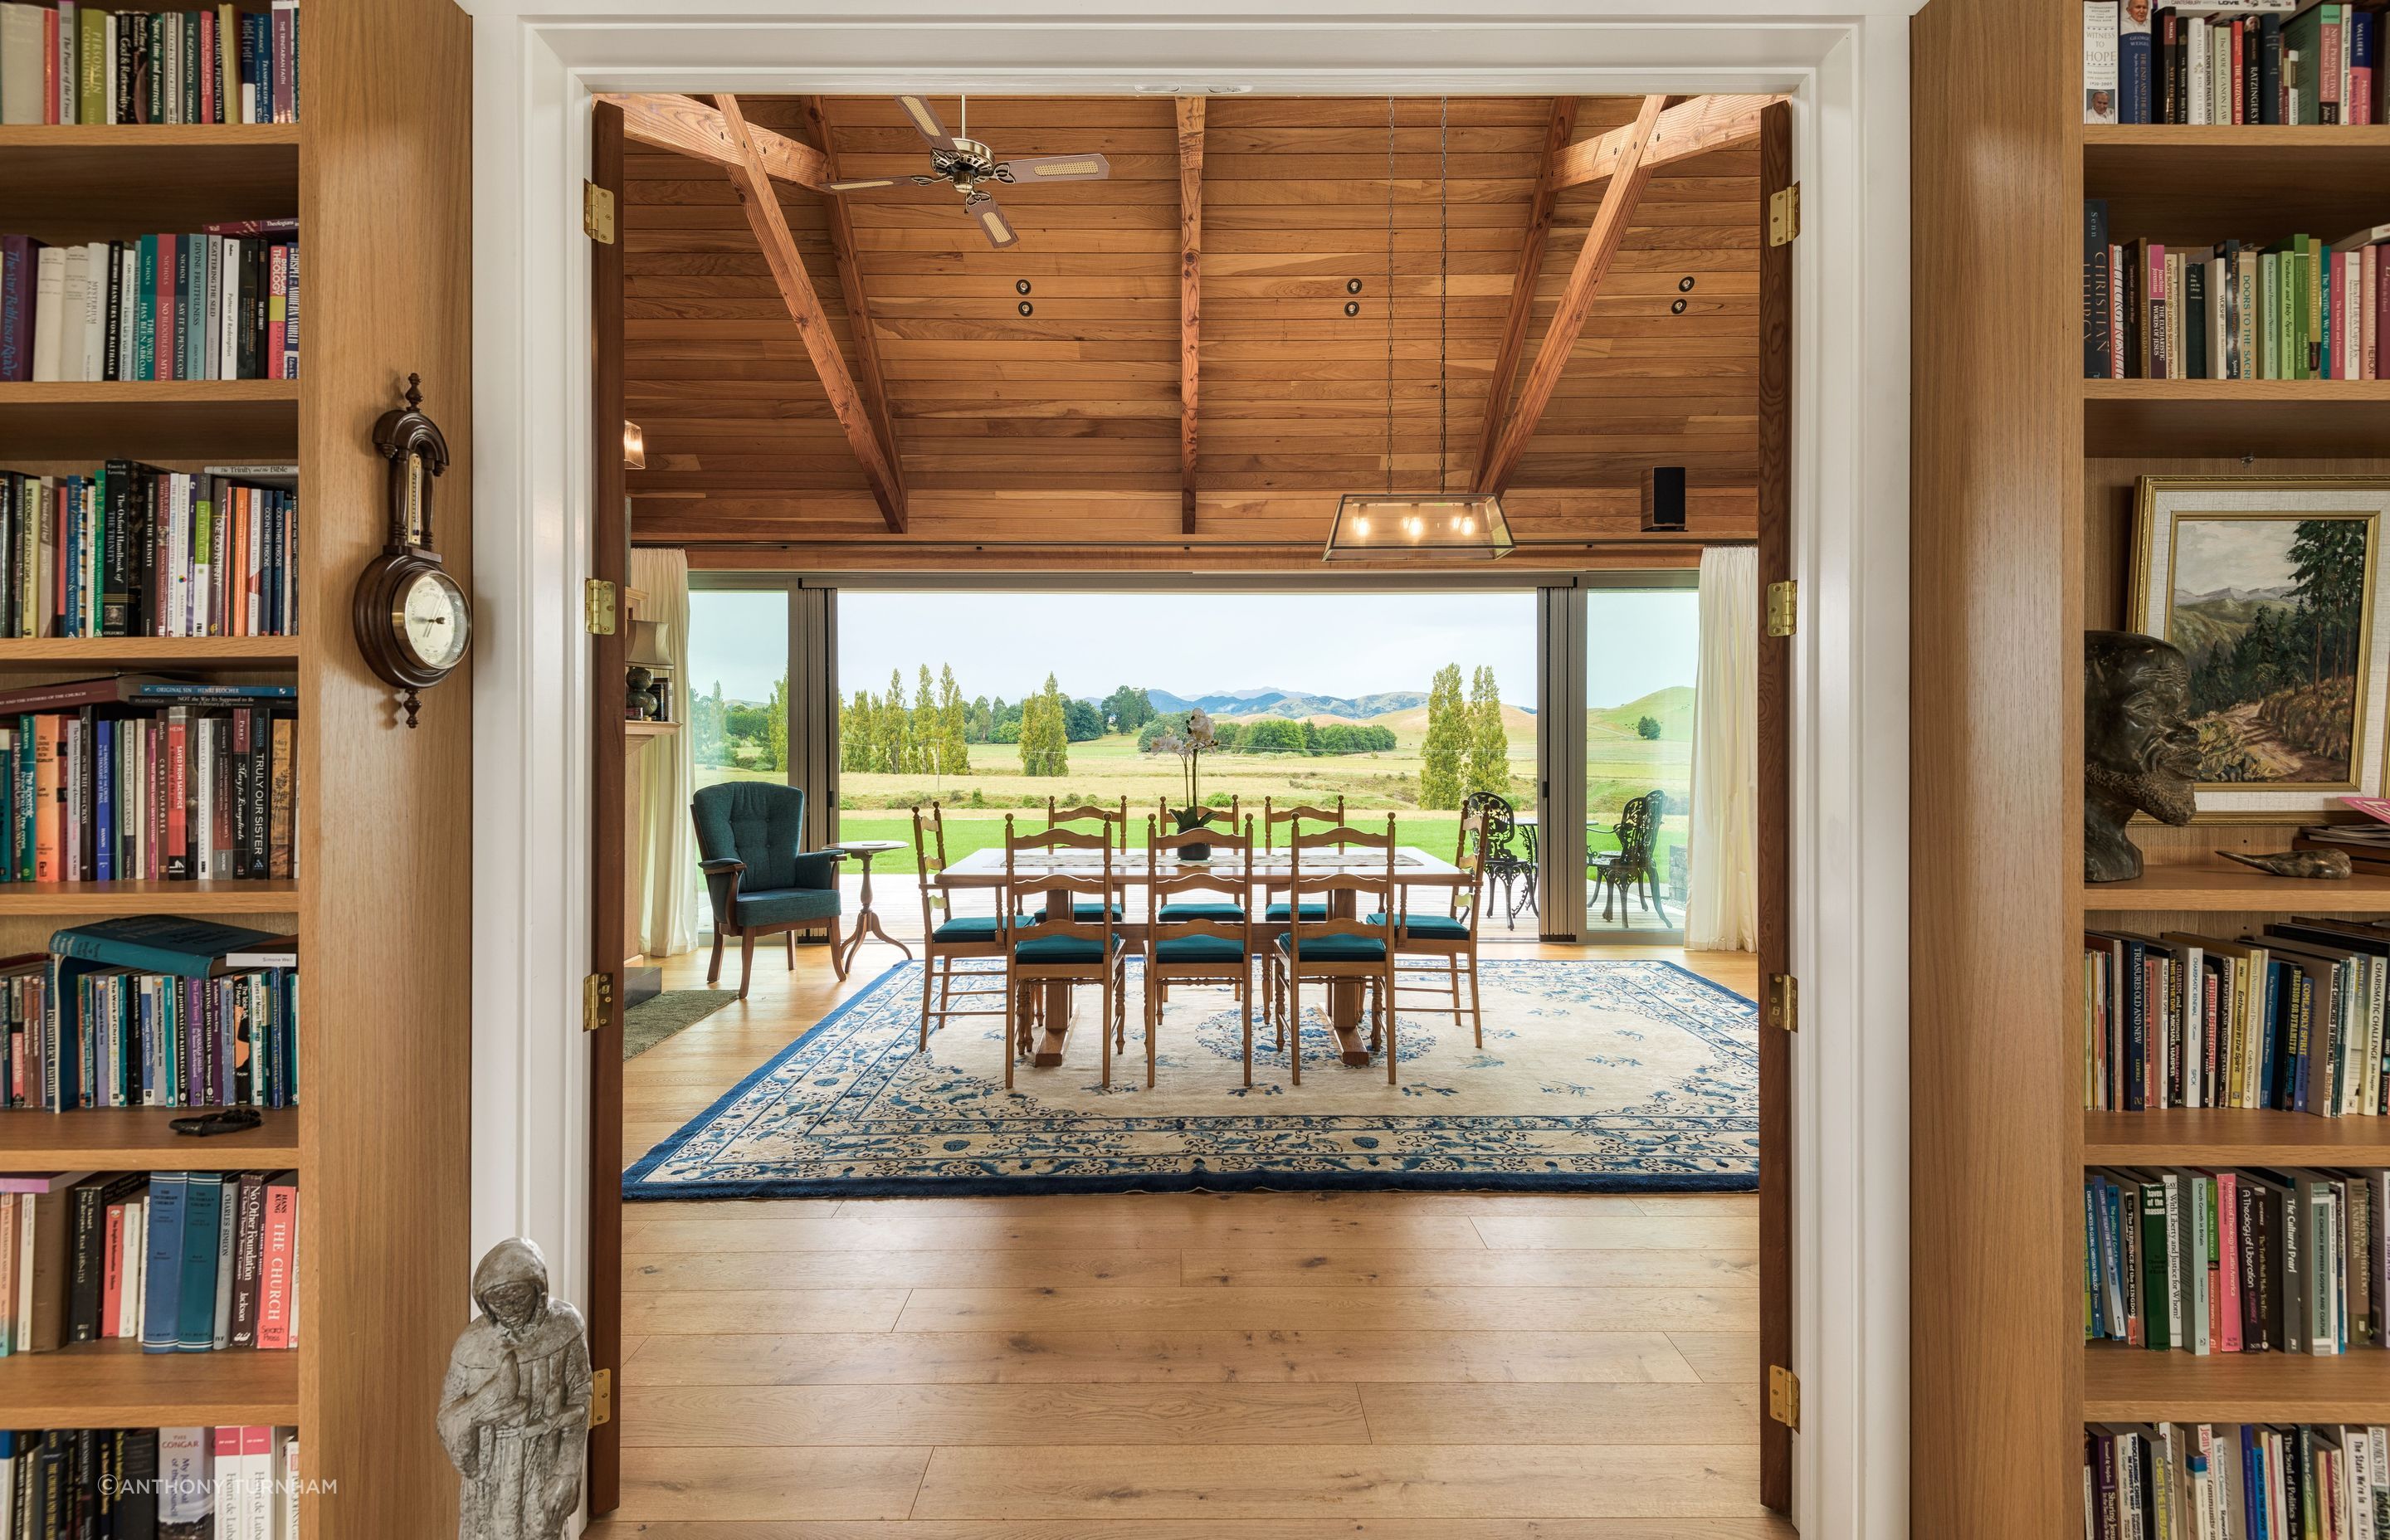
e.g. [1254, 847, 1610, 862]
[0, 635, 298, 667]
[0, 1106, 300, 1170]
[0, 124, 299, 245]
[2083, 378, 2390, 457]
[0, 380, 300, 461]
[2085, 1345, 2390, 1424]
[2083, 124, 2390, 243]
[2085, 1109, 2390, 1164]
[0, 1339, 299, 1425]
[0, 880, 296, 915]
[2080, 857, 2390, 911]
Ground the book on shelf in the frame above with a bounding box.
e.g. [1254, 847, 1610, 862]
[0, 228, 300, 383]
[2083, 922, 2390, 1115]
[0, 1425, 300, 1540]
[2085, 1166, 2388, 1355]
[0, 1168, 294, 1357]
[2085, 1422, 2390, 1539]
[0, 466, 300, 639]
[2082, 0, 2390, 124]
[1, 917, 300, 1112]
[0, 1, 300, 126]
[2082, 204, 2390, 379]
[0, 681, 300, 889]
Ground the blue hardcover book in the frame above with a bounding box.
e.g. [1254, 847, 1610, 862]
[175, 1171, 223, 1351]
[16, 717, 33, 879]
[94, 719, 112, 883]
[141, 1172, 188, 1352]
[2120, 4, 2154, 122]
[2260, 961, 2285, 1109]
[134, 683, 297, 700]
[51, 916, 285, 980]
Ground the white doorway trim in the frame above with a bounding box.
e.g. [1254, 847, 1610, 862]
[465, 6, 1912, 1533]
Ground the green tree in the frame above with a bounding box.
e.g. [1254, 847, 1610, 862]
[881, 668, 910, 773]
[911, 666, 938, 774]
[1101, 685, 1155, 734]
[1636, 714, 1662, 740]
[766, 676, 789, 773]
[1467, 666, 1510, 798]
[1419, 663, 1467, 809]
[1018, 674, 1071, 777]
[693, 680, 728, 766]
[937, 665, 969, 776]
[839, 689, 872, 771]
[1243, 717, 1305, 753]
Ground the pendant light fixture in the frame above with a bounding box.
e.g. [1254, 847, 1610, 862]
[1325, 96, 1513, 563]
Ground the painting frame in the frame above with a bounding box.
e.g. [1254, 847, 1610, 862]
[2129, 475, 2390, 821]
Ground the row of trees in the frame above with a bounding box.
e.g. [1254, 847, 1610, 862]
[841, 666, 969, 777]
[691, 679, 788, 772]
[1419, 665, 1510, 809]
[1134, 714, 1397, 756]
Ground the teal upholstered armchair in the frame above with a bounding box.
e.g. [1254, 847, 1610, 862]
[691, 782, 846, 997]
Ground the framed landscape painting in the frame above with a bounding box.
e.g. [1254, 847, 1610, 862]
[2129, 477, 2390, 821]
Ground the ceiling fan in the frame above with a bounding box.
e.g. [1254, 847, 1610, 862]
[820, 95, 1112, 250]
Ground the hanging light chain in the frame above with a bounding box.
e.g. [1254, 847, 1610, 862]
[1385, 95, 1396, 496]
[1438, 95, 1449, 497]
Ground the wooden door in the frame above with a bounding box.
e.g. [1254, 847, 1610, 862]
[584, 95, 628, 1518]
[1753, 97, 1794, 1515]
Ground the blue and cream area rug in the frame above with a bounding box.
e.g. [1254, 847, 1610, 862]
[623, 958, 1758, 1200]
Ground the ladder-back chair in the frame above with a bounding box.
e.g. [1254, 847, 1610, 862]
[1265, 816, 1398, 1085]
[1380, 807, 1490, 1046]
[910, 802, 1008, 1053]
[1141, 815, 1260, 1088]
[997, 817, 1130, 1089]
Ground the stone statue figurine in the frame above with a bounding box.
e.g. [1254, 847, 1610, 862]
[2085, 630, 2202, 884]
[437, 1238, 593, 1540]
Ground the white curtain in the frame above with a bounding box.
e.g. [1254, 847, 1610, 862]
[1686, 545, 1758, 951]
[631, 547, 699, 957]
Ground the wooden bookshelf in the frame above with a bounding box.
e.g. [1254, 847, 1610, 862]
[1918, 2, 2390, 1528]
[3, 1340, 300, 1426]
[0, 1106, 300, 1169]
[0, 2, 474, 1534]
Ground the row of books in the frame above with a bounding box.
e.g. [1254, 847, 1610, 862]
[0, 1425, 299, 1540]
[0, 231, 300, 383]
[0, 0, 298, 124]
[2083, 0, 2388, 124]
[0, 468, 300, 639]
[0, 1168, 297, 1358]
[2082, 207, 2390, 378]
[2086, 1422, 2390, 1539]
[2085, 1167, 2388, 1355]
[2081, 922, 2390, 1115]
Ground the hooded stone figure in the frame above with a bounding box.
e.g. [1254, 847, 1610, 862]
[437, 1238, 592, 1540]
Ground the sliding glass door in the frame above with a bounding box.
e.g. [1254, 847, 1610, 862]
[1583, 583, 1698, 938]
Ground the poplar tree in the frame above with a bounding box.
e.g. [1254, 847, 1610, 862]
[1467, 665, 1510, 800]
[913, 665, 938, 775]
[884, 667, 910, 773]
[1419, 663, 1467, 809]
[937, 665, 969, 776]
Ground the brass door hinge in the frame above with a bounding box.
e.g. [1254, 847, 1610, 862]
[1767, 1364, 1800, 1431]
[1768, 183, 1800, 246]
[583, 181, 617, 244]
[590, 1367, 612, 1426]
[586, 578, 617, 636]
[1768, 972, 1798, 1033]
[582, 972, 615, 1033]
[1765, 579, 1797, 638]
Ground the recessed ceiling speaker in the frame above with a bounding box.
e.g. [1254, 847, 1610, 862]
[1641, 466, 1687, 533]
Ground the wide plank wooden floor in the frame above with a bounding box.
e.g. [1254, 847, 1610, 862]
[591, 938, 1787, 1538]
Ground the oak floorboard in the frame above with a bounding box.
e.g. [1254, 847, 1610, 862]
[1470, 1216, 1758, 1250]
[620, 1382, 1373, 1446]
[622, 1289, 912, 1335]
[1665, 1333, 1763, 1386]
[1183, 1245, 1758, 1289]
[612, 1445, 931, 1522]
[625, 1210, 1489, 1252]
[1357, 1382, 1763, 1445]
[626, 1248, 1183, 1291]
[891, 1285, 1758, 1334]
[589, 1520, 1796, 1538]
[614, 1328, 1704, 1386]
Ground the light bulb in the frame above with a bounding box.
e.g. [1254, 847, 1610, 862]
[1354, 516, 1371, 535]
[1460, 516, 1475, 534]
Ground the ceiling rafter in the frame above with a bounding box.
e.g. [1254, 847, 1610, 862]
[1177, 98, 1205, 536]
[600, 91, 834, 192]
[802, 95, 907, 505]
[1473, 93, 1666, 499]
[1550, 93, 1779, 191]
[1471, 95, 1578, 490]
[711, 92, 907, 532]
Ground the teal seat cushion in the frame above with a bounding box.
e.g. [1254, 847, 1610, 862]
[1264, 901, 1330, 923]
[1159, 901, 1246, 922]
[1031, 901, 1123, 924]
[1015, 933, 1127, 964]
[1272, 933, 1387, 962]
[1370, 912, 1471, 941]
[1154, 934, 1246, 963]
[734, 885, 842, 927]
[931, 915, 1003, 942]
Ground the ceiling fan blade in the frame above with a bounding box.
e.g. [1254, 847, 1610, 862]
[996, 153, 1112, 183]
[970, 197, 1021, 250]
[823, 177, 905, 192]
[895, 94, 958, 152]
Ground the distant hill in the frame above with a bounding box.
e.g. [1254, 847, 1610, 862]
[1588, 685, 1695, 741]
[1373, 701, 1539, 740]
[1143, 687, 1433, 720]
[2169, 591, 2295, 672]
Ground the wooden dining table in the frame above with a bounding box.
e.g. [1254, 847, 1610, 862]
[938, 843, 1466, 1069]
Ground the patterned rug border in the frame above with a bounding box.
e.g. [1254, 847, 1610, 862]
[623, 958, 1759, 1201]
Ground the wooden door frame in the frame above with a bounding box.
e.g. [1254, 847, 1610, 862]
[584, 95, 628, 1518]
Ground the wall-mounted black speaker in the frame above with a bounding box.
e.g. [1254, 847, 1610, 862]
[1641, 466, 1687, 532]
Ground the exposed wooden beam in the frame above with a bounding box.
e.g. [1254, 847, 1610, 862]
[1551, 94, 1777, 191]
[1472, 96, 1578, 489]
[800, 96, 905, 506]
[713, 93, 906, 532]
[1473, 94, 1666, 499]
[600, 92, 833, 192]
[677, 542, 1710, 574]
[1177, 98, 1205, 536]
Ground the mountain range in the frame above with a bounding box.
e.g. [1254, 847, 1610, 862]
[1139, 687, 1437, 720]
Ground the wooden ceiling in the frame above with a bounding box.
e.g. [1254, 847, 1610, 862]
[620, 95, 1763, 568]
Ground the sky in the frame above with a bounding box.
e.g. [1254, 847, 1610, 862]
[686, 587, 1700, 713]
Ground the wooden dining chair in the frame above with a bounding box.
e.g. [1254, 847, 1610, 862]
[1037, 796, 1130, 924]
[1379, 808, 1490, 1046]
[1257, 795, 1346, 1024]
[1141, 815, 1259, 1088]
[909, 802, 1008, 1053]
[1154, 794, 1246, 922]
[1264, 816, 1398, 1085]
[998, 817, 1130, 1089]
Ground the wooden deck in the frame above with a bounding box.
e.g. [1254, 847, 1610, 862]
[596, 939, 1783, 1536]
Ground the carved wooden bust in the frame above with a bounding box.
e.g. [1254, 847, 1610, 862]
[2084, 630, 2202, 883]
